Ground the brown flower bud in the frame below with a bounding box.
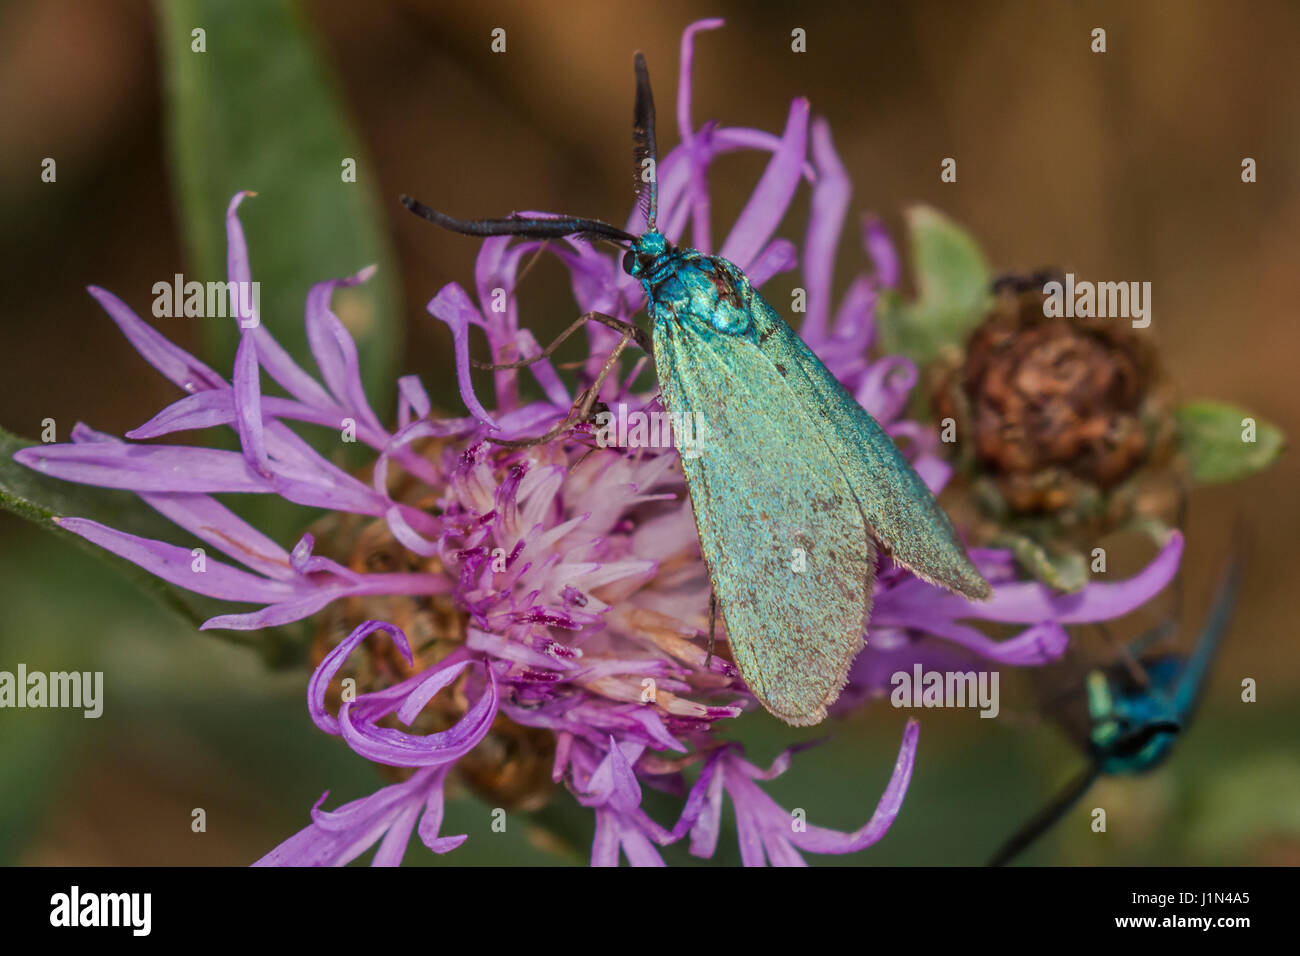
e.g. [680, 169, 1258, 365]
[934, 274, 1170, 517]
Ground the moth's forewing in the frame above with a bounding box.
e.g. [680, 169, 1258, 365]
[749, 296, 991, 601]
[654, 308, 874, 726]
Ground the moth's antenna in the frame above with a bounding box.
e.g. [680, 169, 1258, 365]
[987, 764, 1101, 867]
[632, 52, 658, 232]
[400, 195, 636, 245]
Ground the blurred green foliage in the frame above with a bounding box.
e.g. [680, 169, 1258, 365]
[156, 0, 399, 400]
[1176, 400, 1285, 485]
[877, 205, 992, 367]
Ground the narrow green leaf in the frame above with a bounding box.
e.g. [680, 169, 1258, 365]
[990, 531, 1088, 592]
[0, 427, 304, 663]
[156, 0, 398, 398]
[0, 427, 208, 628]
[1175, 400, 1284, 485]
[879, 205, 992, 364]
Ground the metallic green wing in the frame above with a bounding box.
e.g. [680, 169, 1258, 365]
[749, 292, 991, 600]
[654, 318, 875, 726]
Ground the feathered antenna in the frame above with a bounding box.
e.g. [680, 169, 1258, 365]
[632, 52, 658, 232]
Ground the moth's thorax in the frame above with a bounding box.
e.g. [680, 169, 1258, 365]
[638, 246, 754, 336]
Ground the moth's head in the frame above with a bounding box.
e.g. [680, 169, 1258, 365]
[1092, 715, 1182, 767]
[622, 230, 671, 278]
[1086, 671, 1182, 765]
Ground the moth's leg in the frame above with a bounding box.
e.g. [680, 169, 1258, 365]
[487, 333, 633, 448]
[472, 311, 651, 370]
[514, 238, 552, 290]
[568, 337, 632, 423]
[705, 591, 718, 668]
[1095, 620, 1151, 689]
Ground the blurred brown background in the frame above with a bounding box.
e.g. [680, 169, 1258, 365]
[1, 0, 1296, 865]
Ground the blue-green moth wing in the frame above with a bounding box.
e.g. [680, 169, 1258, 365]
[654, 316, 876, 726]
[748, 294, 992, 600]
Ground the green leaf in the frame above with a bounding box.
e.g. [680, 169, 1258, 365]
[1175, 400, 1285, 484]
[0, 427, 304, 663]
[0, 427, 205, 627]
[878, 205, 992, 365]
[990, 531, 1088, 592]
[156, 0, 398, 398]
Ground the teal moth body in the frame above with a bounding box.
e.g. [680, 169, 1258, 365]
[628, 230, 990, 725]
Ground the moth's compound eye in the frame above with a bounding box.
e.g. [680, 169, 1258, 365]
[622, 250, 638, 275]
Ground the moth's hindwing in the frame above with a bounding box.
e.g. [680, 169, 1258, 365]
[654, 315, 874, 726]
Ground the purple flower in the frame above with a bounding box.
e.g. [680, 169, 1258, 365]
[15, 18, 1180, 867]
[672, 723, 920, 866]
[253, 764, 464, 867]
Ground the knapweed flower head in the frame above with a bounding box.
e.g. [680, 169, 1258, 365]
[931, 273, 1178, 551]
[16, 19, 1181, 866]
